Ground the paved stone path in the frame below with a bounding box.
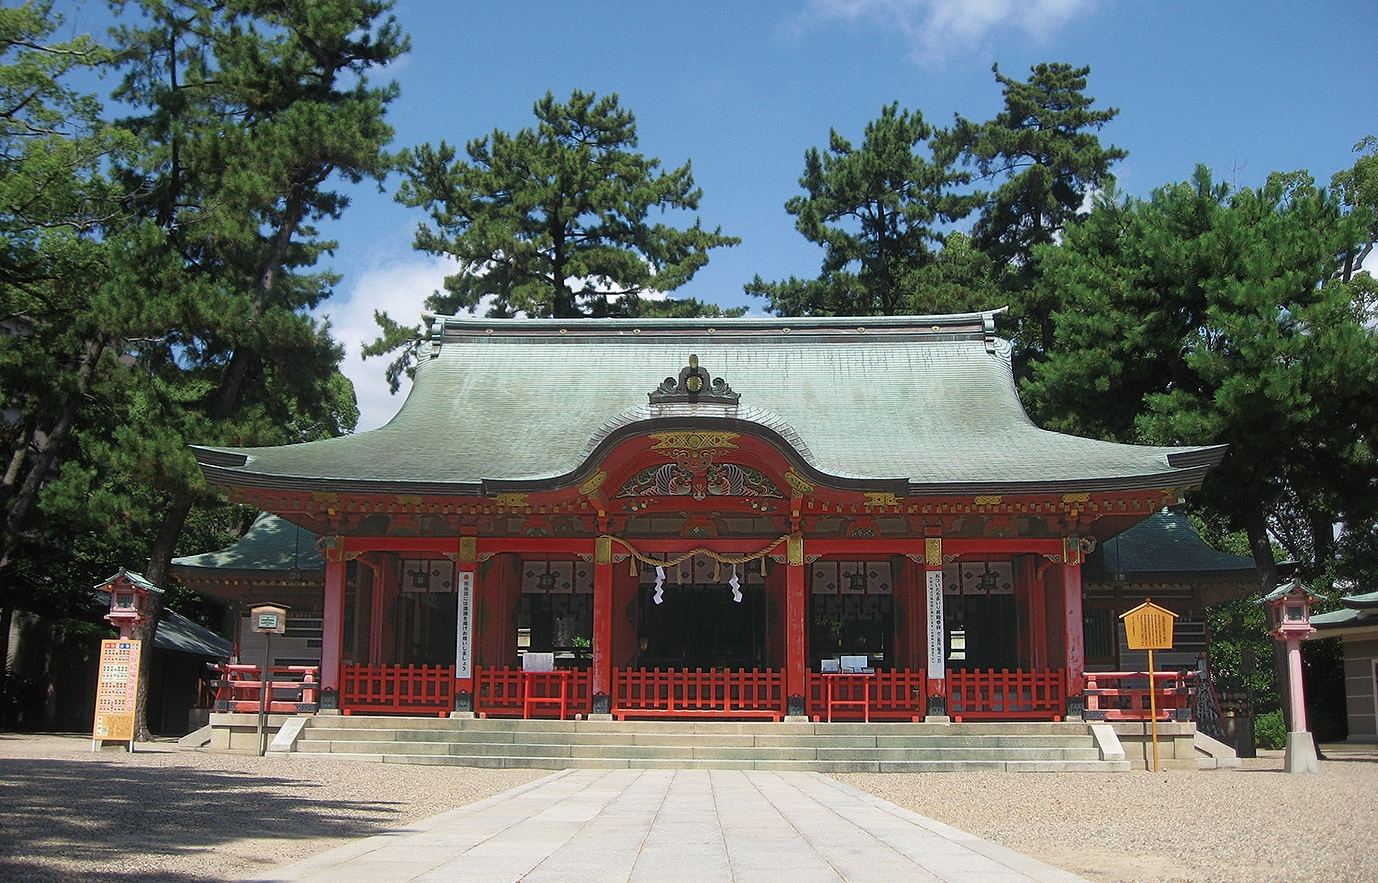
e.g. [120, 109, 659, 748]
[242, 768, 1092, 883]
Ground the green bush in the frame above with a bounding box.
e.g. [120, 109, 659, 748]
[1255, 709, 1286, 750]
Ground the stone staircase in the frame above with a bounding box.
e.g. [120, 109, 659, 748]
[273, 716, 1132, 772]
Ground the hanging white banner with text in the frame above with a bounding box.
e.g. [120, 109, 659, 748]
[927, 569, 945, 679]
[455, 570, 474, 679]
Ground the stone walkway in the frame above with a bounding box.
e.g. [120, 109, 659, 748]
[242, 768, 1091, 883]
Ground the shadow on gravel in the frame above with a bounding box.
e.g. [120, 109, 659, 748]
[0, 755, 412, 882]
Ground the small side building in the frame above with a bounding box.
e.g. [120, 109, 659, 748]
[1310, 590, 1378, 744]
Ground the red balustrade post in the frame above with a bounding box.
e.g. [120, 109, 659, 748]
[592, 536, 613, 714]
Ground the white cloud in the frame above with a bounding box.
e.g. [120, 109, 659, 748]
[317, 253, 458, 432]
[804, 0, 1096, 61]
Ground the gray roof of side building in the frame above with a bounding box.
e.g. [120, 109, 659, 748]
[1086, 510, 1258, 579]
[171, 513, 322, 576]
[193, 313, 1226, 496]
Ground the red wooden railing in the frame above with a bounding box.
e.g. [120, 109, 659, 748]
[324, 664, 1094, 723]
[612, 668, 784, 720]
[212, 663, 319, 714]
[945, 669, 1067, 722]
[341, 664, 455, 716]
[473, 666, 592, 719]
[1083, 670, 1195, 721]
[805, 669, 928, 721]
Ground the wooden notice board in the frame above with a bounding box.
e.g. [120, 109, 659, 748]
[93, 639, 141, 742]
[1120, 600, 1177, 651]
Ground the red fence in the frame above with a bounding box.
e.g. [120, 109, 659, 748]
[612, 668, 784, 720]
[1083, 670, 1195, 721]
[212, 663, 319, 714]
[321, 665, 1138, 723]
[341, 664, 455, 716]
[945, 669, 1067, 722]
[805, 669, 928, 721]
[473, 667, 592, 719]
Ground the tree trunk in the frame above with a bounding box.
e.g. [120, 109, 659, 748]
[0, 338, 105, 573]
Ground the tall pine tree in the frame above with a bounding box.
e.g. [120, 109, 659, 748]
[945, 63, 1126, 355]
[91, 0, 407, 737]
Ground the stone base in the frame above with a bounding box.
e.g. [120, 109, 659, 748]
[587, 713, 615, 721]
[923, 715, 952, 724]
[447, 711, 476, 720]
[783, 715, 811, 723]
[1284, 731, 1320, 774]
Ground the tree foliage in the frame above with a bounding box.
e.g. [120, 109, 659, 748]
[745, 102, 978, 316]
[0, 0, 406, 733]
[397, 90, 739, 320]
[1024, 164, 1378, 592]
[946, 62, 1126, 353]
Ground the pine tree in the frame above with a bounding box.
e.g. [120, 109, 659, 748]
[1024, 165, 1378, 593]
[746, 102, 978, 316]
[93, 0, 407, 737]
[946, 63, 1126, 354]
[397, 89, 738, 320]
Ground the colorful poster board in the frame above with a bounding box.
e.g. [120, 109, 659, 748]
[93, 639, 141, 742]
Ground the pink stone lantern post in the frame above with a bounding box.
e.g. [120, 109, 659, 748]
[1259, 579, 1323, 774]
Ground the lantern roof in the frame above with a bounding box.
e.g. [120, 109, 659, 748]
[192, 312, 1226, 498]
[94, 568, 161, 594]
[1258, 578, 1324, 606]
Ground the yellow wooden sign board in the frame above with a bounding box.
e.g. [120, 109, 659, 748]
[1120, 600, 1177, 650]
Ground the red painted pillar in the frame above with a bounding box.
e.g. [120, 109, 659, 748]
[321, 554, 347, 692]
[1024, 555, 1046, 671]
[1063, 547, 1085, 694]
[592, 536, 613, 709]
[785, 533, 807, 714]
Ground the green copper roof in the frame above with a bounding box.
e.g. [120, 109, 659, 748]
[194, 313, 1225, 496]
[171, 513, 321, 575]
[1088, 510, 1257, 579]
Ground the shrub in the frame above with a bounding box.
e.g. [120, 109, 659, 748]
[1255, 709, 1286, 750]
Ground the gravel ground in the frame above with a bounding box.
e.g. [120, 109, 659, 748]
[1, 733, 1374, 883]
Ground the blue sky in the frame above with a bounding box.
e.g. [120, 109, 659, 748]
[59, 0, 1378, 430]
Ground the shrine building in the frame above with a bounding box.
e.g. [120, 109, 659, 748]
[191, 312, 1225, 722]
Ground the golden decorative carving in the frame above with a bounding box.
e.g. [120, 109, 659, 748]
[493, 493, 528, 508]
[595, 536, 612, 566]
[458, 537, 477, 563]
[925, 537, 943, 566]
[864, 492, 900, 507]
[579, 471, 607, 496]
[394, 494, 423, 506]
[1062, 493, 1090, 504]
[648, 431, 739, 452]
[784, 470, 814, 495]
[787, 533, 804, 566]
[973, 495, 1002, 505]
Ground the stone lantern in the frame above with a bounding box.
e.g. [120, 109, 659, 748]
[98, 569, 159, 640]
[1258, 579, 1323, 773]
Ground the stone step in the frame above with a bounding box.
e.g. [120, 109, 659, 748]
[285, 717, 1123, 772]
[306, 751, 1130, 773]
[296, 727, 1094, 750]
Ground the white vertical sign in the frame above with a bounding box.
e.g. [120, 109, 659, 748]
[455, 570, 474, 679]
[926, 569, 945, 679]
